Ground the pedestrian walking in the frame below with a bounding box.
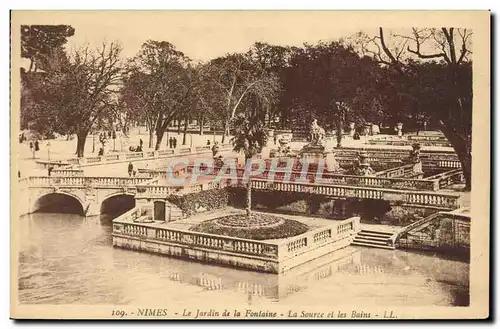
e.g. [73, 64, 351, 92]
[273, 135, 277, 145]
[48, 166, 53, 177]
[173, 137, 178, 148]
[18, 170, 20, 178]
[139, 138, 143, 148]
[211, 142, 219, 157]
[34, 140, 40, 152]
[128, 162, 134, 177]
[169, 137, 173, 149]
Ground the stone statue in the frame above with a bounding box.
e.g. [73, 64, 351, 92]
[309, 119, 326, 146]
[408, 143, 421, 163]
[277, 137, 294, 157]
[353, 152, 375, 176]
[408, 143, 423, 175]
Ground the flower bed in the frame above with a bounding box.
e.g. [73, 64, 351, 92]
[189, 213, 309, 240]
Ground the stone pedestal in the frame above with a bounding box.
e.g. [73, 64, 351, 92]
[299, 144, 326, 160]
[299, 144, 340, 173]
[349, 122, 355, 138]
[397, 122, 403, 138]
[413, 161, 423, 175]
[324, 151, 340, 172]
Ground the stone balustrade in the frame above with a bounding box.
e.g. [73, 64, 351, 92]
[276, 217, 359, 260]
[51, 168, 85, 177]
[375, 164, 415, 178]
[116, 223, 280, 259]
[424, 168, 464, 189]
[61, 143, 233, 166]
[25, 176, 153, 188]
[113, 211, 359, 263]
[250, 179, 460, 209]
[394, 211, 471, 251]
[368, 138, 452, 147]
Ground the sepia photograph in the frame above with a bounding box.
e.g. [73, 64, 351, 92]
[9, 10, 490, 320]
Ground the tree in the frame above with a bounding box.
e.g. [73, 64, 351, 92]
[356, 28, 473, 190]
[286, 41, 384, 146]
[247, 42, 291, 126]
[129, 41, 193, 150]
[21, 25, 75, 73]
[120, 68, 158, 148]
[33, 42, 123, 157]
[206, 53, 281, 143]
[231, 113, 269, 218]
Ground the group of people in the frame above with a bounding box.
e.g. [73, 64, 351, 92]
[29, 140, 40, 158]
[19, 133, 41, 158]
[18, 133, 27, 144]
[168, 137, 178, 149]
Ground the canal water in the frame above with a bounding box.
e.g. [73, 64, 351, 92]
[17, 212, 469, 306]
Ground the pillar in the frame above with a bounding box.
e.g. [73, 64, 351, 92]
[84, 201, 101, 217]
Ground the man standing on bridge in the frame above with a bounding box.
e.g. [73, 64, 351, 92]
[128, 162, 134, 177]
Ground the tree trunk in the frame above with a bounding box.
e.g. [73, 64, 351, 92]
[155, 127, 166, 151]
[148, 129, 154, 149]
[182, 117, 189, 145]
[221, 119, 228, 144]
[246, 177, 252, 219]
[76, 131, 88, 158]
[336, 116, 343, 148]
[199, 115, 204, 135]
[440, 124, 472, 191]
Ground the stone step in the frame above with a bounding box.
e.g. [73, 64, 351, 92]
[360, 229, 394, 237]
[353, 237, 390, 246]
[356, 234, 390, 242]
[351, 241, 395, 250]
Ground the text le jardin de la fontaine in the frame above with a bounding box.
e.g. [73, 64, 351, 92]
[111, 308, 397, 319]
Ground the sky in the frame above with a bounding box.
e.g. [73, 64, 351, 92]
[15, 11, 380, 63]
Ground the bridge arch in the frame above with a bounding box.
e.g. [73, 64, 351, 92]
[32, 192, 85, 215]
[100, 192, 136, 216]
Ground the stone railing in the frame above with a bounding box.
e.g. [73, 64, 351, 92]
[51, 168, 85, 177]
[368, 137, 452, 147]
[62, 143, 233, 166]
[25, 176, 153, 188]
[407, 135, 449, 141]
[250, 180, 460, 209]
[422, 159, 462, 169]
[129, 175, 459, 208]
[113, 209, 359, 262]
[276, 217, 359, 261]
[375, 164, 415, 178]
[425, 168, 464, 189]
[393, 211, 470, 250]
[114, 221, 280, 260]
[35, 160, 73, 170]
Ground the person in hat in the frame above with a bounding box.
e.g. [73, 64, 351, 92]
[128, 162, 134, 177]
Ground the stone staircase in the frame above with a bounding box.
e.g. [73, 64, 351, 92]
[351, 230, 395, 250]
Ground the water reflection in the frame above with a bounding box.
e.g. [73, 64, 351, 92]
[18, 212, 469, 306]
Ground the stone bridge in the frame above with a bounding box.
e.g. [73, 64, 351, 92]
[18, 176, 154, 217]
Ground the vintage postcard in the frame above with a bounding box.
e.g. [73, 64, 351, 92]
[10, 10, 490, 320]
